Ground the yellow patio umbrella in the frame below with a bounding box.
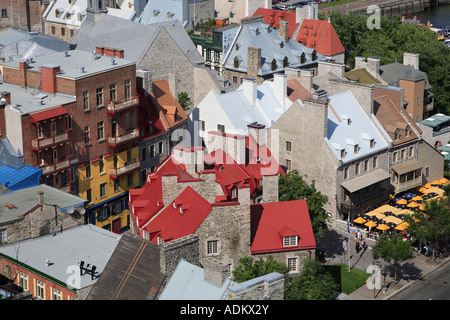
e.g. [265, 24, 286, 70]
[396, 198, 408, 205]
[394, 209, 413, 216]
[412, 195, 423, 202]
[395, 222, 409, 231]
[376, 224, 390, 231]
[364, 220, 377, 228]
[424, 183, 432, 189]
[419, 203, 426, 211]
[407, 201, 420, 208]
[431, 179, 442, 185]
[439, 177, 449, 184]
[418, 186, 428, 193]
[383, 216, 403, 225]
[423, 187, 444, 196]
[353, 217, 366, 224]
[375, 204, 401, 214]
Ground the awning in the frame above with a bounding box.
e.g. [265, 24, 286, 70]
[391, 160, 422, 175]
[341, 169, 390, 193]
[30, 106, 67, 123]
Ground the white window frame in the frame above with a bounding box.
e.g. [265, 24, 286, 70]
[36, 280, 45, 300]
[52, 288, 62, 300]
[0, 229, 7, 243]
[287, 257, 298, 273]
[143, 230, 150, 241]
[283, 235, 298, 247]
[19, 272, 28, 290]
[207, 240, 219, 256]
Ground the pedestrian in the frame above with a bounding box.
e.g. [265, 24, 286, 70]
[362, 239, 366, 252]
[355, 240, 360, 253]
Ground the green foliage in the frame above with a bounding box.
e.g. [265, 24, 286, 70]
[232, 256, 289, 283]
[324, 264, 371, 294]
[372, 233, 414, 283]
[284, 258, 339, 300]
[177, 92, 192, 111]
[324, 11, 450, 113]
[279, 170, 329, 237]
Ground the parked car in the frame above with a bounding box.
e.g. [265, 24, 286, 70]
[277, 4, 288, 9]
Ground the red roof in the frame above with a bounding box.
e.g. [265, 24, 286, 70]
[254, 8, 298, 38]
[29, 106, 68, 123]
[250, 200, 316, 254]
[143, 186, 212, 243]
[296, 19, 345, 56]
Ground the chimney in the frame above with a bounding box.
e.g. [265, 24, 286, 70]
[1, 92, 11, 106]
[304, 97, 328, 138]
[136, 69, 153, 95]
[168, 72, 178, 99]
[114, 49, 124, 59]
[366, 57, 380, 77]
[403, 52, 419, 70]
[38, 191, 44, 205]
[273, 73, 287, 109]
[19, 60, 28, 88]
[354, 56, 366, 70]
[247, 46, 261, 79]
[279, 20, 289, 42]
[262, 174, 279, 203]
[300, 69, 314, 92]
[247, 122, 266, 149]
[41, 64, 60, 94]
[285, 67, 301, 80]
[202, 258, 229, 287]
[241, 78, 258, 106]
[95, 46, 105, 55]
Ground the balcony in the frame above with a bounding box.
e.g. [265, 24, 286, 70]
[109, 159, 141, 179]
[394, 176, 422, 194]
[40, 159, 70, 175]
[340, 190, 390, 221]
[32, 132, 69, 150]
[108, 128, 140, 148]
[106, 96, 139, 114]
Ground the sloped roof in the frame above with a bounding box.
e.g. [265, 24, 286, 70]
[345, 68, 381, 84]
[253, 8, 298, 37]
[296, 19, 345, 56]
[143, 186, 212, 243]
[250, 200, 316, 254]
[326, 91, 389, 163]
[137, 0, 189, 27]
[223, 20, 323, 76]
[379, 62, 432, 90]
[287, 78, 313, 103]
[0, 164, 42, 191]
[86, 232, 165, 300]
[158, 259, 236, 300]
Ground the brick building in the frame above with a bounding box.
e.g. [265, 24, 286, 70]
[0, 0, 42, 31]
[0, 48, 142, 233]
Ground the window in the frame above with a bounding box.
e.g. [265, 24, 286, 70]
[61, 27, 65, 37]
[417, 97, 420, 106]
[354, 144, 359, 154]
[286, 141, 292, 152]
[283, 236, 298, 247]
[99, 156, 104, 173]
[199, 120, 205, 131]
[271, 59, 277, 71]
[67, 115, 72, 130]
[70, 29, 74, 38]
[142, 148, 147, 161]
[36, 280, 45, 300]
[100, 182, 106, 198]
[370, 139, 375, 148]
[234, 56, 239, 68]
[0, 229, 6, 243]
[86, 189, 92, 203]
[207, 240, 218, 255]
[393, 152, 398, 162]
[110, 83, 116, 101]
[127, 173, 133, 186]
[312, 50, 317, 61]
[125, 112, 132, 131]
[341, 149, 345, 158]
[373, 156, 378, 168]
[287, 258, 298, 272]
[19, 273, 28, 290]
[86, 164, 91, 178]
[300, 52, 306, 64]
[150, 145, 155, 157]
[55, 9, 60, 18]
[83, 91, 89, 110]
[84, 126, 90, 145]
[344, 167, 349, 179]
[231, 187, 237, 199]
[158, 141, 164, 154]
[4, 264, 11, 279]
[125, 79, 131, 99]
[217, 124, 225, 133]
[52, 288, 62, 300]
[364, 160, 369, 172]
[114, 180, 120, 192]
[51, 26, 56, 35]
[405, 126, 411, 137]
[143, 231, 150, 241]
[425, 166, 430, 177]
[394, 129, 400, 140]
[97, 122, 104, 140]
[96, 87, 103, 106]
[285, 159, 292, 171]
[283, 56, 288, 68]
[157, 237, 164, 245]
[1, 9, 8, 18]
[232, 76, 238, 83]
[355, 162, 360, 175]
[401, 149, 405, 160]
[409, 146, 414, 158]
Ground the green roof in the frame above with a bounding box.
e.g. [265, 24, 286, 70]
[420, 113, 450, 128]
[345, 68, 381, 84]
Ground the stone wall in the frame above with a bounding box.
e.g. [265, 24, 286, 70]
[227, 272, 285, 300]
[159, 234, 200, 276]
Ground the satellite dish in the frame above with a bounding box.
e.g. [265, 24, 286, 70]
[80, 208, 86, 215]
[67, 205, 75, 214]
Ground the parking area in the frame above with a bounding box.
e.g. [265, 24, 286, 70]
[272, 0, 336, 10]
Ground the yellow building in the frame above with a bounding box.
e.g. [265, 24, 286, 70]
[78, 146, 140, 233]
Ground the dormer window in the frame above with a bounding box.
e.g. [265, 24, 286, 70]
[394, 129, 400, 140]
[271, 59, 277, 71]
[55, 9, 60, 18]
[405, 126, 410, 137]
[283, 56, 288, 68]
[173, 202, 177, 209]
[280, 41, 284, 48]
[312, 50, 317, 61]
[370, 139, 375, 148]
[354, 144, 359, 154]
[283, 235, 298, 247]
[231, 187, 237, 199]
[234, 56, 239, 68]
[300, 52, 306, 64]
[341, 149, 345, 158]
[235, 43, 239, 51]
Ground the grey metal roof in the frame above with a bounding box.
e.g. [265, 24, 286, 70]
[158, 259, 235, 300]
[0, 224, 121, 290]
[379, 62, 431, 90]
[137, 0, 189, 28]
[0, 27, 71, 62]
[222, 20, 326, 76]
[70, 14, 204, 67]
[0, 184, 87, 226]
[86, 232, 165, 300]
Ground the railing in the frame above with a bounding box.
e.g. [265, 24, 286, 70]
[340, 190, 390, 220]
[107, 128, 139, 147]
[106, 96, 139, 114]
[109, 159, 141, 179]
[31, 132, 69, 149]
[395, 177, 422, 193]
[41, 159, 70, 175]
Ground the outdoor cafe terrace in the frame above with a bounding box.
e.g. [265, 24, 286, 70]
[351, 178, 449, 240]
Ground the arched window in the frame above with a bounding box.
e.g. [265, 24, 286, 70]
[283, 56, 288, 68]
[312, 50, 317, 61]
[300, 52, 305, 64]
[271, 59, 277, 71]
[55, 9, 60, 18]
[234, 56, 239, 69]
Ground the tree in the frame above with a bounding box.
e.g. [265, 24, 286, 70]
[178, 92, 192, 111]
[372, 233, 414, 284]
[279, 170, 329, 237]
[232, 256, 289, 283]
[284, 258, 339, 300]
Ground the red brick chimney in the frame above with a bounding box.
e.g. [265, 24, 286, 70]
[41, 64, 60, 94]
[19, 61, 28, 88]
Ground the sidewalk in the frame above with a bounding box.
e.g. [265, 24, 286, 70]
[316, 228, 450, 300]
